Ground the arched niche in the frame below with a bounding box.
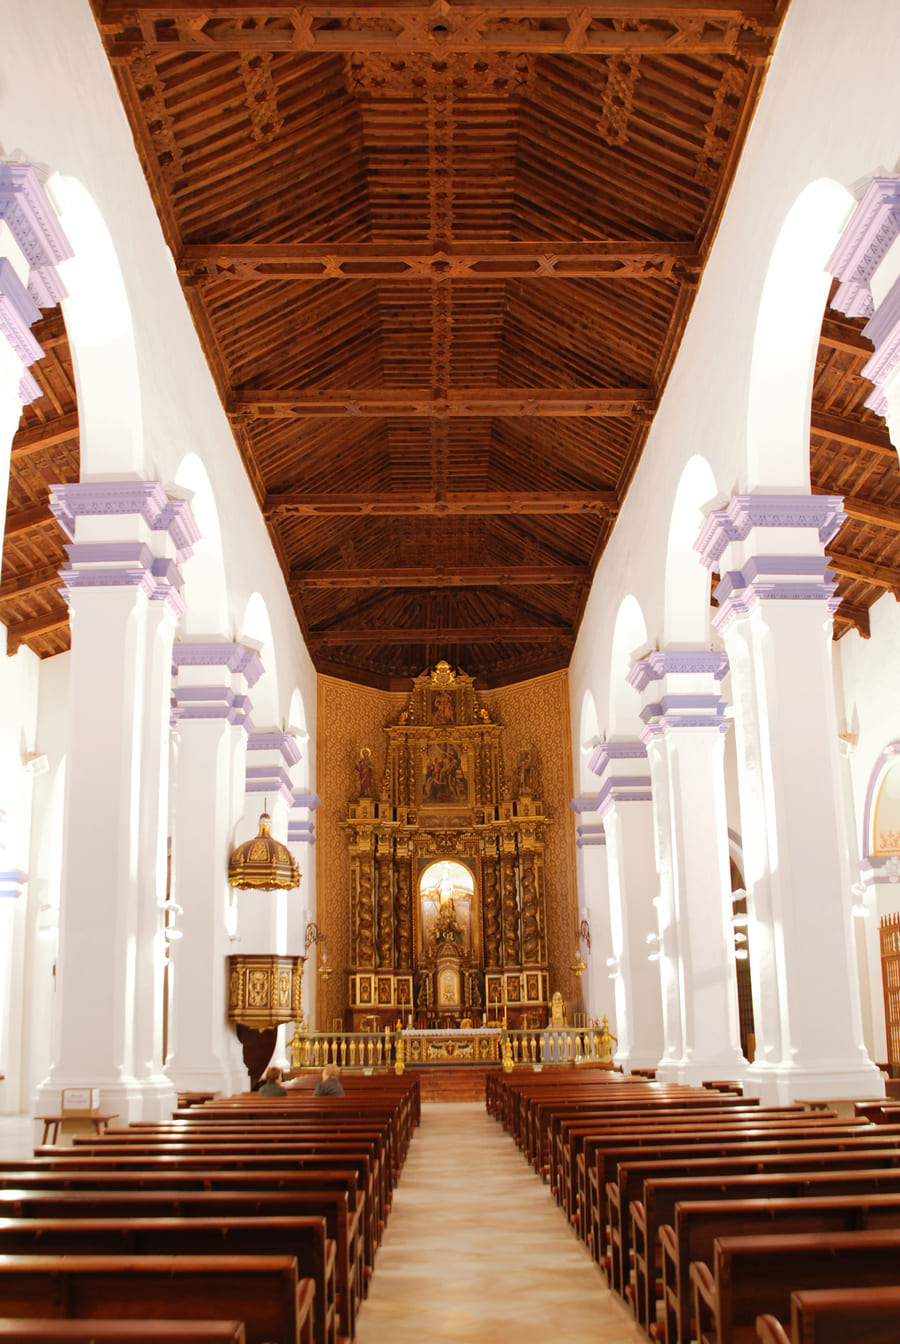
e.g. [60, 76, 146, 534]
[172, 453, 228, 637]
[48, 173, 144, 476]
[608, 595, 648, 738]
[237, 591, 278, 729]
[418, 859, 476, 964]
[747, 177, 856, 491]
[865, 746, 900, 859]
[664, 455, 719, 648]
[578, 689, 602, 793]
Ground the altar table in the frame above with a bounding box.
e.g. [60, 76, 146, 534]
[401, 1027, 502, 1065]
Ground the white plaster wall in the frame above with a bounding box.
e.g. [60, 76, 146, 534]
[0, 638, 41, 1112]
[0, 1, 318, 1108]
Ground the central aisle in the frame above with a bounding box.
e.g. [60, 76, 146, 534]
[356, 1100, 646, 1343]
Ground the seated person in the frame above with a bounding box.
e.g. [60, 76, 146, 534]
[258, 1065, 287, 1096]
[314, 1062, 345, 1097]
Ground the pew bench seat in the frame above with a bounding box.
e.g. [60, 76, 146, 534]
[0, 1322, 246, 1342]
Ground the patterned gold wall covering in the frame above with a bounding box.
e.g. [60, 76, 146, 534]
[315, 668, 577, 1027]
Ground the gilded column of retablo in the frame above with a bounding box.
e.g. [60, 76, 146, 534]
[481, 845, 501, 967]
[355, 860, 376, 967]
[520, 851, 542, 965]
[394, 851, 413, 968]
[376, 849, 394, 967]
[501, 853, 520, 964]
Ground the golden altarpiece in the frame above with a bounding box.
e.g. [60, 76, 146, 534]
[343, 662, 552, 1030]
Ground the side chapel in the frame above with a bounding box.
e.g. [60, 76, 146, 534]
[343, 663, 552, 1031]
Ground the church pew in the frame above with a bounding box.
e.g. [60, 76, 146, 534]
[0, 1325, 246, 1342]
[559, 1109, 839, 1228]
[691, 1229, 900, 1344]
[589, 1127, 900, 1277]
[32, 1141, 382, 1266]
[634, 1165, 900, 1341]
[605, 1123, 899, 1295]
[0, 1178, 359, 1339]
[659, 1192, 900, 1344]
[0, 1255, 314, 1344]
[757, 1286, 900, 1344]
[0, 1217, 334, 1344]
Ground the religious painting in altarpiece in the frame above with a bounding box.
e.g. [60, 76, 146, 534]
[342, 661, 552, 1030]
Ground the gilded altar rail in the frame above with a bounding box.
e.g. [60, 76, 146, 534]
[285, 1024, 617, 1073]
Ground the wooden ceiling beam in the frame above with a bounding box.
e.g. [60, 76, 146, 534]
[827, 550, 900, 596]
[819, 317, 875, 358]
[265, 489, 617, 516]
[811, 409, 895, 459]
[835, 494, 900, 533]
[0, 564, 63, 603]
[833, 600, 871, 639]
[292, 564, 591, 588]
[306, 624, 575, 646]
[180, 241, 701, 285]
[5, 609, 69, 655]
[4, 503, 55, 537]
[11, 412, 80, 460]
[97, 3, 780, 58]
[232, 387, 655, 419]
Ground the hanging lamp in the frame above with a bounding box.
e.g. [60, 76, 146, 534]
[228, 810, 300, 891]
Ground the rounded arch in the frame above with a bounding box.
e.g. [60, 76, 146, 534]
[664, 455, 719, 648]
[578, 689, 602, 793]
[287, 687, 310, 788]
[237, 592, 278, 728]
[608, 595, 648, 738]
[48, 173, 144, 475]
[173, 453, 228, 636]
[747, 177, 856, 490]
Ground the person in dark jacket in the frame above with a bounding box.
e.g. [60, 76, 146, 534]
[258, 1066, 287, 1096]
[314, 1063, 345, 1097]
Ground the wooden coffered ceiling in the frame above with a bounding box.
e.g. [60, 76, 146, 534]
[80, 0, 790, 687]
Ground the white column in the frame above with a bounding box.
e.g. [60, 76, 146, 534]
[0, 164, 73, 571]
[697, 494, 884, 1103]
[289, 791, 321, 1029]
[166, 643, 262, 1095]
[35, 481, 197, 1123]
[590, 742, 663, 1072]
[629, 652, 746, 1086]
[571, 797, 613, 1032]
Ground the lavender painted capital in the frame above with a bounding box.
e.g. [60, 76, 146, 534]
[827, 176, 900, 320]
[292, 792, 322, 811]
[570, 795, 601, 813]
[288, 821, 316, 845]
[627, 649, 729, 694]
[0, 163, 73, 308]
[50, 481, 200, 561]
[247, 730, 302, 768]
[172, 641, 264, 687]
[695, 495, 845, 571]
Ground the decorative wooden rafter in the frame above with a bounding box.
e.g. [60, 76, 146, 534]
[4, 503, 55, 537]
[179, 241, 700, 284]
[265, 489, 616, 516]
[306, 623, 575, 645]
[5, 610, 69, 654]
[95, 2, 782, 59]
[11, 412, 80, 459]
[827, 550, 900, 597]
[0, 564, 63, 602]
[811, 409, 895, 459]
[833, 601, 871, 639]
[292, 564, 591, 588]
[231, 387, 655, 418]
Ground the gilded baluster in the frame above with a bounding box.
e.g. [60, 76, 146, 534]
[312, 1038, 320, 1068]
[566, 1033, 573, 1062]
[338, 1036, 346, 1066]
[530, 1033, 537, 1062]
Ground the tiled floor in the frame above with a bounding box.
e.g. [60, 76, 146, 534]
[356, 1102, 646, 1343]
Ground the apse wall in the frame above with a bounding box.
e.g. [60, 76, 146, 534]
[315, 670, 577, 1030]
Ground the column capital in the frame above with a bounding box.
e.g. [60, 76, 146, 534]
[50, 480, 200, 561]
[245, 730, 302, 806]
[627, 652, 730, 740]
[569, 795, 600, 813]
[0, 162, 73, 405]
[695, 494, 845, 571]
[588, 739, 652, 815]
[289, 791, 321, 845]
[171, 642, 263, 728]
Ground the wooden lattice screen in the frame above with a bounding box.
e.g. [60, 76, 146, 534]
[880, 912, 900, 1071]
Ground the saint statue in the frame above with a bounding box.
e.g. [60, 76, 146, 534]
[356, 747, 374, 798]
